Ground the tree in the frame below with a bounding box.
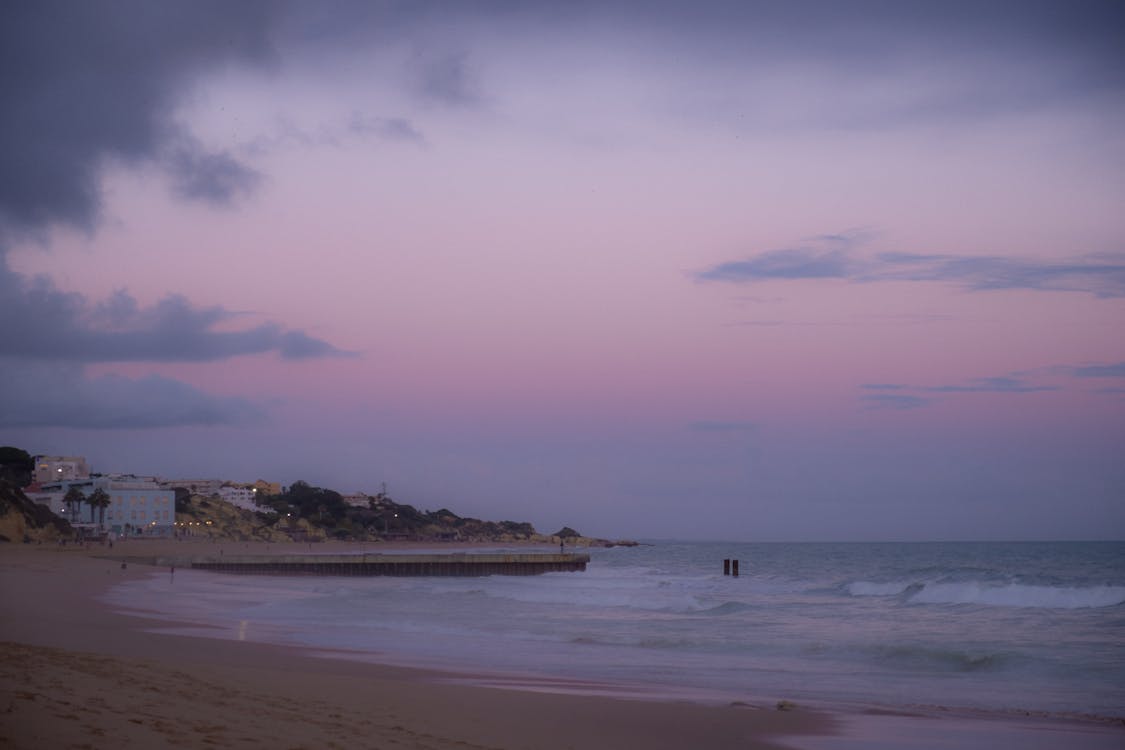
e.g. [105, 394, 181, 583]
[87, 488, 111, 529]
[0, 446, 34, 487]
[63, 486, 86, 524]
[173, 487, 191, 512]
[278, 480, 347, 524]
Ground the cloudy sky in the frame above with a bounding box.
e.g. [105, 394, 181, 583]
[2, 1, 1123, 541]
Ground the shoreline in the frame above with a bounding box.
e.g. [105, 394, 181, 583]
[3, 541, 1123, 749]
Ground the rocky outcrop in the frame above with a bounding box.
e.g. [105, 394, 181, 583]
[176, 496, 297, 542]
[177, 494, 635, 547]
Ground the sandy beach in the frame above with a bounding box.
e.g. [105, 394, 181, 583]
[0, 540, 833, 749]
[4, 539, 1123, 750]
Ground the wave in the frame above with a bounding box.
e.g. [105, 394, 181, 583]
[847, 581, 912, 597]
[910, 582, 1125, 609]
[868, 644, 1016, 673]
[847, 580, 1125, 609]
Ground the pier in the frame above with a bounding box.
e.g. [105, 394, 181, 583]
[116, 552, 590, 576]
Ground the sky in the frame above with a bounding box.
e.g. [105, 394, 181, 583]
[2, 0, 1123, 541]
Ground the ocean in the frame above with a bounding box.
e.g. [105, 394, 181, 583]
[104, 541, 1125, 721]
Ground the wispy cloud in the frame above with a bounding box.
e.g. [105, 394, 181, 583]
[0, 359, 264, 429]
[164, 135, 263, 207]
[698, 247, 853, 282]
[698, 235, 1125, 298]
[242, 112, 427, 158]
[859, 373, 1060, 410]
[0, 256, 352, 429]
[1070, 361, 1125, 378]
[348, 113, 426, 144]
[861, 393, 932, 411]
[0, 268, 355, 364]
[924, 376, 1058, 394]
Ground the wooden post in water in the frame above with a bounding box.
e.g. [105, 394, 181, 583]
[723, 559, 731, 576]
[732, 559, 739, 577]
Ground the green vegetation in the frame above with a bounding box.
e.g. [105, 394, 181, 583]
[178, 479, 634, 547]
[63, 486, 86, 524]
[87, 487, 111, 528]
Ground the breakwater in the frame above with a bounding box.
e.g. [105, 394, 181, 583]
[116, 552, 590, 576]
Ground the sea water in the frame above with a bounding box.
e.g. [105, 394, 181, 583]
[104, 541, 1125, 719]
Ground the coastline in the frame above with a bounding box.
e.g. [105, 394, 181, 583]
[1, 540, 833, 750]
[3, 540, 1122, 749]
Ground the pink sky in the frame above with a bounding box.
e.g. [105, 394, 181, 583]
[2, 2, 1123, 540]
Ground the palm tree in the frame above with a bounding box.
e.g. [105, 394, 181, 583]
[63, 486, 86, 524]
[87, 488, 111, 530]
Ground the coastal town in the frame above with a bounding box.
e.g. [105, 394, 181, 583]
[0, 447, 631, 548]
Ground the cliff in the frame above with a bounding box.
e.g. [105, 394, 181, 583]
[0, 480, 73, 543]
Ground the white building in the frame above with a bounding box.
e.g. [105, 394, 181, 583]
[219, 484, 269, 513]
[37, 475, 175, 537]
[33, 455, 90, 484]
[342, 492, 374, 508]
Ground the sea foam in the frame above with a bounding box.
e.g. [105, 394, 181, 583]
[848, 580, 1125, 609]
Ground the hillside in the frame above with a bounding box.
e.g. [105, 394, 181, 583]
[0, 472, 634, 547]
[0, 480, 73, 543]
[176, 490, 635, 547]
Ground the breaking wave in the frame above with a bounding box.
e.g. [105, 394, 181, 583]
[848, 580, 1125, 609]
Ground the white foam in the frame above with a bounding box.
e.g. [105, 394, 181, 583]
[907, 582, 1125, 609]
[848, 581, 911, 597]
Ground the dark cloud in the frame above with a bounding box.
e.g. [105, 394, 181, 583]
[0, 0, 279, 235]
[0, 258, 352, 429]
[416, 51, 481, 107]
[0, 264, 354, 364]
[699, 241, 1125, 298]
[165, 136, 263, 206]
[0, 359, 263, 429]
[0, 2, 357, 431]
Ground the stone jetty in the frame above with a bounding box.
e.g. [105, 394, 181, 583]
[112, 552, 590, 576]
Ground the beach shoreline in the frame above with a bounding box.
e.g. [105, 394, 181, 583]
[1, 540, 836, 750]
[2, 540, 1122, 749]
